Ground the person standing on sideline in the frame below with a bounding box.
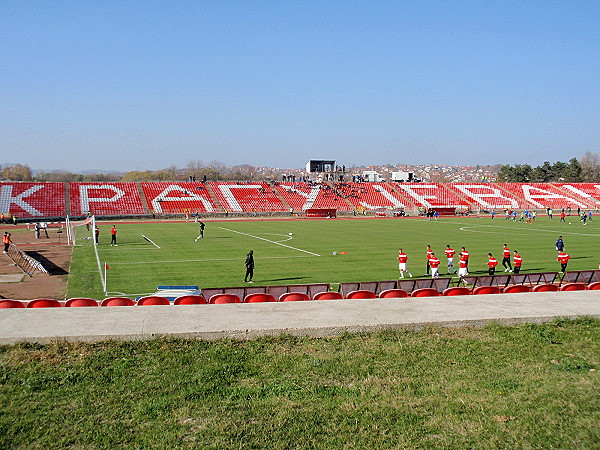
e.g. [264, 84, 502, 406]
[555, 236, 565, 251]
[3, 232, 12, 253]
[487, 253, 498, 275]
[491, 210, 495, 220]
[199, 221, 205, 239]
[425, 245, 434, 275]
[428, 252, 441, 278]
[94, 225, 100, 244]
[557, 251, 570, 273]
[513, 250, 523, 274]
[501, 244, 512, 272]
[445, 245, 456, 274]
[460, 247, 470, 270]
[397, 249, 413, 279]
[244, 250, 255, 283]
[34, 223, 41, 239]
[110, 225, 118, 246]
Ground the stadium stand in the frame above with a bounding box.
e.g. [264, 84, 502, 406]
[69, 182, 146, 216]
[0, 182, 66, 218]
[447, 184, 523, 210]
[141, 182, 218, 214]
[3, 181, 600, 219]
[391, 182, 470, 209]
[497, 183, 589, 209]
[210, 182, 287, 212]
[555, 183, 600, 207]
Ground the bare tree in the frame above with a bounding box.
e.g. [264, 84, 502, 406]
[580, 152, 600, 182]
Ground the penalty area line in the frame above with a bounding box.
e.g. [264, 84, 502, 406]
[141, 234, 161, 248]
[218, 226, 321, 256]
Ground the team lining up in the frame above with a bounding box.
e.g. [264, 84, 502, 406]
[397, 237, 570, 279]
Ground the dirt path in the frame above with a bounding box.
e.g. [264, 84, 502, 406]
[0, 225, 71, 300]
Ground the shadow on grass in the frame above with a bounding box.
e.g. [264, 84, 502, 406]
[25, 251, 69, 275]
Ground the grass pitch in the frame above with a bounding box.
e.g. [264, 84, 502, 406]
[1, 319, 598, 448]
[67, 216, 599, 299]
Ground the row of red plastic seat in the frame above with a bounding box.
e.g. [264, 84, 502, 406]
[3, 282, 597, 308]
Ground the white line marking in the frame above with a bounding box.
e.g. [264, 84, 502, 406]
[455, 222, 600, 237]
[219, 226, 321, 256]
[141, 234, 161, 248]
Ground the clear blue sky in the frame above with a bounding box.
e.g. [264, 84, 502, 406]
[1, 1, 599, 172]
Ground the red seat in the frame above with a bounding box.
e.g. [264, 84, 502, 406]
[312, 291, 343, 300]
[209, 294, 241, 304]
[532, 284, 560, 292]
[174, 295, 206, 305]
[244, 293, 276, 303]
[137, 296, 171, 306]
[502, 285, 532, 294]
[346, 290, 377, 299]
[442, 287, 471, 296]
[101, 297, 136, 307]
[0, 299, 25, 308]
[279, 292, 310, 302]
[65, 298, 98, 307]
[587, 282, 600, 290]
[472, 286, 501, 295]
[411, 288, 440, 297]
[378, 289, 409, 298]
[560, 283, 587, 291]
[27, 298, 61, 308]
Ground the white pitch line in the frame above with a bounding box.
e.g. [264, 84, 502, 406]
[107, 255, 315, 265]
[456, 223, 600, 237]
[219, 226, 321, 256]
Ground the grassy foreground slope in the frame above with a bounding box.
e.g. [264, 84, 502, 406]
[67, 216, 598, 299]
[1, 318, 598, 448]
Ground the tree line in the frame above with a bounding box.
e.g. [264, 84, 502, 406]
[495, 152, 600, 182]
[0, 160, 278, 182]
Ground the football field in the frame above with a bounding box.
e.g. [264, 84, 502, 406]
[67, 216, 599, 299]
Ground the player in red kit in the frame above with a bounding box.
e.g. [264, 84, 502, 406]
[487, 253, 498, 275]
[513, 250, 523, 274]
[397, 249, 413, 279]
[501, 244, 512, 272]
[557, 251, 570, 273]
[445, 244, 456, 274]
[428, 252, 441, 278]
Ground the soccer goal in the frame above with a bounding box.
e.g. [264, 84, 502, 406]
[66, 215, 95, 246]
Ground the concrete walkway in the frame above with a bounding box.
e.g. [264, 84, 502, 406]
[1, 290, 599, 344]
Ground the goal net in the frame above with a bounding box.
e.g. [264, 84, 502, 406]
[66, 215, 95, 246]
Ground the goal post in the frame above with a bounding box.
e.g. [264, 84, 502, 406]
[66, 215, 95, 246]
